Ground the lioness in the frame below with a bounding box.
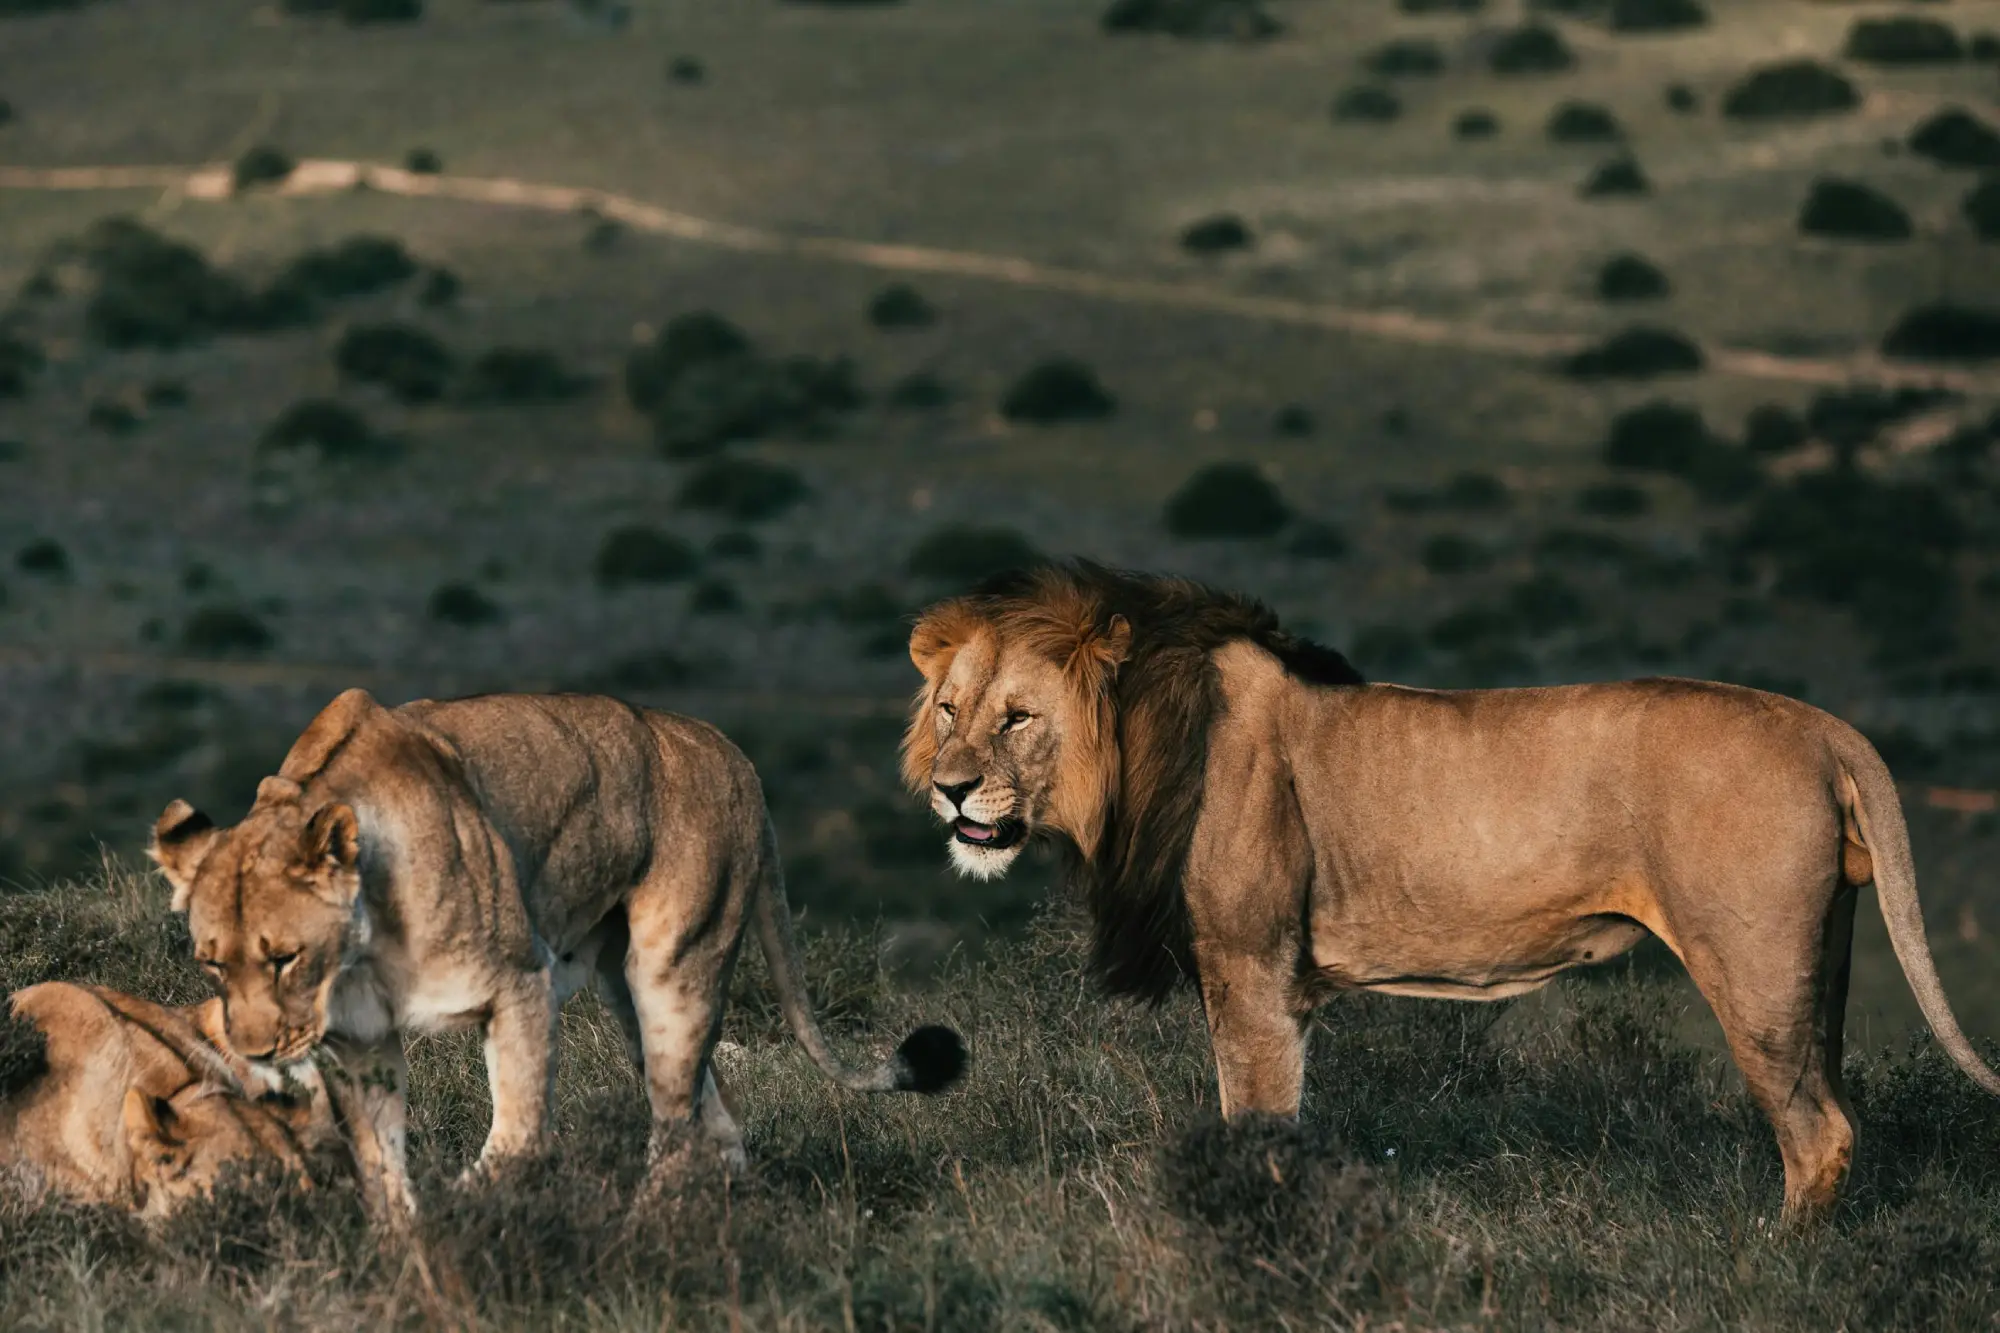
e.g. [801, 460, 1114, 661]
[150, 689, 965, 1220]
[902, 563, 1999, 1220]
[1, 982, 333, 1216]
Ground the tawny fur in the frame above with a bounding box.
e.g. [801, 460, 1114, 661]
[0, 983, 334, 1216]
[151, 689, 963, 1224]
[904, 562, 1999, 1222]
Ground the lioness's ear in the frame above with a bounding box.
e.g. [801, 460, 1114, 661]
[122, 1087, 180, 1152]
[297, 803, 362, 905]
[149, 800, 218, 913]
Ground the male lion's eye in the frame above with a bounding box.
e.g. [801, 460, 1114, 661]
[268, 952, 298, 974]
[1004, 711, 1033, 732]
[938, 701, 956, 719]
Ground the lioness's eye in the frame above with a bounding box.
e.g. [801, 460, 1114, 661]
[268, 952, 298, 974]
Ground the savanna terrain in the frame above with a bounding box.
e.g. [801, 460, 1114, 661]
[2, 0, 2000, 1327]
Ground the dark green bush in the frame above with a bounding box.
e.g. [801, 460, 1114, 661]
[417, 267, 461, 307]
[1489, 23, 1574, 74]
[182, 606, 274, 655]
[1664, 83, 1697, 113]
[334, 322, 455, 401]
[1333, 85, 1401, 122]
[1000, 358, 1115, 424]
[625, 311, 753, 413]
[1562, 326, 1702, 379]
[1580, 155, 1650, 197]
[1272, 403, 1315, 435]
[428, 581, 502, 626]
[1547, 101, 1621, 143]
[1799, 178, 1912, 242]
[1909, 108, 2000, 171]
[593, 526, 700, 588]
[232, 144, 295, 191]
[1882, 305, 2000, 362]
[1609, 0, 1704, 33]
[867, 283, 936, 329]
[1100, 0, 1279, 40]
[1164, 463, 1290, 538]
[260, 398, 388, 462]
[16, 538, 68, 576]
[1743, 404, 1807, 455]
[273, 235, 418, 301]
[1364, 37, 1444, 77]
[1454, 108, 1501, 139]
[1844, 17, 1963, 66]
[1180, 214, 1252, 254]
[677, 457, 809, 521]
[460, 347, 590, 404]
[689, 578, 743, 615]
[0, 330, 44, 397]
[340, 0, 420, 22]
[1596, 253, 1669, 301]
[1965, 177, 2000, 240]
[404, 147, 442, 174]
[1721, 61, 1857, 119]
[907, 524, 1043, 583]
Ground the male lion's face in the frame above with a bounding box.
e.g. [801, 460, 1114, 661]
[124, 1084, 308, 1219]
[148, 779, 361, 1066]
[903, 605, 1130, 880]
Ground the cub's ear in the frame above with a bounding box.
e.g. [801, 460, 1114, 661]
[149, 800, 219, 914]
[296, 803, 362, 907]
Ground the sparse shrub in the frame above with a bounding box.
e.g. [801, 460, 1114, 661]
[87, 399, 139, 434]
[867, 283, 936, 329]
[1454, 108, 1500, 139]
[273, 234, 417, 300]
[340, 0, 420, 21]
[594, 526, 699, 588]
[1882, 305, 2000, 361]
[16, 538, 68, 576]
[1577, 481, 1649, 516]
[1562, 326, 1702, 379]
[689, 578, 742, 614]
[1364, 37, 1444, 77]
[907, 524, 1043, 583]
[231, 144, 295, 192]
[1180, 214, 1252, 254]
[1286, 520, 1349, 559]
[1965, 177, 2000, 239]
[460, 347, 590, 404]
[404, 147, 442, 173]
[1100, 0, 1279, 40]
[1721, 60, 1858, 120]
[1596, 252, 1668, 301]
[428, 581, 501, 626]
[1580, 155, 1649, 197]
[1489, 23, 1574, 75]
[677, 457, 809, 521]
[1273, 403, 1315, 435]
[1547, 101, 1621, 143]
[1421, 532, 1489, 575]
[1798, 178, 1912, 242]
[1743, 403, 1807, 455]
[260, 398, 387, 461]
[1844, 17, 1962, 66]
[887, 371, 951, 410]
[1165, 463, 1290, 538]
[1909, 108, 2000, 170]
[334, 321, 454, 401]
[417, 266, 460, 307]
[182, 606, 274, 655]
[1333, 85, 1401, 123]
[1664, 82, 1697, 113]
[625, 311, 752, 412]
[668, 55, 705, 84]
[1000, 357, 1115, 424]
[1609, 0, 1704, 34]
[0, 329, 44, 397]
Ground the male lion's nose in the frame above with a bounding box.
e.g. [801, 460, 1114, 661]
[934, 777, 982, 810]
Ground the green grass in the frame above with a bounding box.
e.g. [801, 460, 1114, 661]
[1, 858, 1998, 1329]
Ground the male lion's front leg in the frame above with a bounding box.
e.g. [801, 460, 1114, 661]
[1200, 957, 1310, 1119]
[320, 1033, 415, 1224]
[474, 967, 558, 1174]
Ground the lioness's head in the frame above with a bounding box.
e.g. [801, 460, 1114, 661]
[148, 777, 361, 1065]
[123, 1082, 309, 1219]
[901, 575, 1131, 879]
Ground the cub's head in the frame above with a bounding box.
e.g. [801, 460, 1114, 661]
[148, 778, 361, 1066]
[901, 577, 1130, 880]
[123, 1083, 309, 1219]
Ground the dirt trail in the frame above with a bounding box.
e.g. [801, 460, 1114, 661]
[4, 159, 1997, 392]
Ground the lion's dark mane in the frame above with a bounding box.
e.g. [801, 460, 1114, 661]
[970, 561, 1364, 1003]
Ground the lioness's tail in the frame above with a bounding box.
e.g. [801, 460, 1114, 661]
[1840, 743, 2000, 1096]
[750, 819, 966, 1095]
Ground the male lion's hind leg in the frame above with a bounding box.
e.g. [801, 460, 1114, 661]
[321, 1034, 416, 1226]
[1678, 886, 1858, 1225]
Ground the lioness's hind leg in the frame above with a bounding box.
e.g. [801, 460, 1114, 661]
[1679, 884, 1857, 1223]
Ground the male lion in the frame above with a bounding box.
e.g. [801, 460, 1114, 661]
[1, 982, 333, 1216]
[902, 563, 1999, 1220]
[150, 688, 965, 1221]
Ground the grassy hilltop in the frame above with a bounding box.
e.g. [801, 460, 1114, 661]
[3, 0, 2000, 1325]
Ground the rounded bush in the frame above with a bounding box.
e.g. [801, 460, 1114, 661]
[428, 582, 502, 627]
[1743, 404, 1807, 456]
[1333, 85, 1401, 123]
[1609, 0, 1704, 34]
[260, 398, 386, 461]
[1580, 156, 1649, 197]
[1164, 463, 1290, 539]
[1798, 179, 1912, 242]
[1180, 214, 1252, 254]
[668, 56, 706, 84]
[1908, 109, 2000, 171]
[625, 311, 753, 413]
[907, 524, 1043, 583]
[334, 322, 454, 402]
[1489, 23, 1574, 75]
[1547, 102, 1621, 144]
[1421, 533, 1489, 576]
[341, 0, 420, 22]
[677, 457, 809, 521]
[1964, 177, 2000, 240]
[688, 578, 743, 615]
[405, 148, 442, 174]
[274, 235, 417, 301]
[1721, 62, 1856, 121]
[232, 144, 295, 192]
[1273, 403, 1315, 436]
[1844, 17, 1962, 67]
[1881, 305, 2000, 362]
[0, 331, 44, 398]
[1664, 83, 1697, 113]
[1454, 108, 1500, 140]
[1000, 358, 1115, 424]
[867, 283, 936, 329]
[1596, 253, 1669, 301]
[594, 526, 699, 589]
[16, 538, 68, 576]
[461, 347, 589, 404]
[1100, 0, 1280, 39]
[183, 607, 274, 655]
[1364, 38, 1444, 78]
[1564, 327, 1703, 379]
[417, 267, 460, 307]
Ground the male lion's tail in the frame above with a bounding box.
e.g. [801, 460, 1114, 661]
[1839, 742, 2000, 1096]
[750, 819, 967, 1095]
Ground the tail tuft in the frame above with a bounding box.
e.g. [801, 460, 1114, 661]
[892, 1025, 967, 1094]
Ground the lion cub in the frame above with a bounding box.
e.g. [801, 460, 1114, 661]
[149, 688, 965, 1221]
[1, 982, 334, 1217]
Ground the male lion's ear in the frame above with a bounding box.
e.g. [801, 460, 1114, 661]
[297, 803, 362, 905]
[1097, 614, 1132, 668]
[909, 602, 980, 681]
[149, 800, 219, 914]
[1066, 613, 1132, 681]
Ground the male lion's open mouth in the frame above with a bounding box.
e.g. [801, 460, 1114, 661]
[953, 817, 1025, 850]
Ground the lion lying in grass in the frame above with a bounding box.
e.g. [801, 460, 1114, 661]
[0, 982, 335, 1216]
[902, 562, 1999, 1221]
[150, 689, 966, 1222]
